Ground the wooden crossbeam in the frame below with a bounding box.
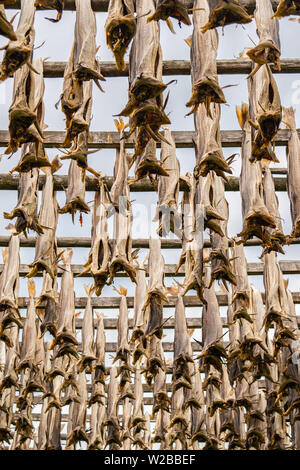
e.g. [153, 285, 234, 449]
[0, 173, 287, 192]
[0, 235, 297, 248]
[4, 0, 279, 14]
[0, 130, 295, 149]
[37, 59, 300, 78]
[5, 260, 299, 278]
[16, 292, 300, 309]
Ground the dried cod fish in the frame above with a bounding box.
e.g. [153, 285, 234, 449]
[236, 103, 276, 246]
[105, 366, 122, 449]
[81, 176, 111, 295]
[59, 159, 90, 222]
[37, 272, 58, 338]
[173, 294, 193, 392]
[153, 126, 181, 237]
[272, 0, 300, 18]
[0, 0, 36, 82]
[27, 159, 61, 280]
[186, 0, 226, 117]
[6, 58, 45, 156]
[147, 0, 191, 33]
[246, 0, 281, 78]
[4, 168, 42, 236]
[144, 237, 168, 338]
[284, 107, 300, 240]
[78, 285, 96, 372]
[248, 64, 282, 161]
[52, 248, 78, 360]
[66, 371, 89, 448]
[18, 280, 37, 372]
[105, 0, 136, 71]
[34, 1, 64, 23]
[0, 228, 22, 341]
[131, 257, 148, 348]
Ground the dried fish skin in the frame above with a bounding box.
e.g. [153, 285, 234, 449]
[248, 65, 282, 157]
[201, 0, 253, 33]
[284, 107, 300, 240]
[72, 0, 105, 85]
[153, 126, 181, 237]
[246, 0, 280, 78]
[262, 165, 286, 254]
[78, 286, 96, 372]
[105, 366, 122, 449]
[81, 177, 111, 295]
[18, 280, 37, 372]
[236, 103, 276, 245]
[173, 295, 193, 392]
[27, 164, 59, 280]
[92, 313, 107, 390]
[5, 58, 45, 156]
[4, 168, 42, 236]
[0, 0, 36, 82]
[34, 1, 64, 23]
[59, 159, 90, 221]
[66, 371, 89, 448]
[186, 0, 226, 117]
[131, 258, 148, 344]
[0, 5, 17, 41]
[105, 0, 136, 71]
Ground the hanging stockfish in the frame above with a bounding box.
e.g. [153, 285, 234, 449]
[219, 364, 236, 442]
[78, 286, 96, 372]
[27, 158, 61, 280]
[151, 339, 170, 415]
[153, 408, 170, 449]
[113, 287, 133, 401]
[88, 396, 106, 450]
[105, 366, 122, 449]
[105, 0, 136, 71]
[6, 57, 45, 156]
[226, 289, 241, 384]
[147, 0, 191, 33]
[246, 0, 280, 78]
[81, 176, 111, 295]
[90, 313, 107, 401]
[34, 1, 64, 23]
[198, 256, 227, 374]
[283, 107, 300, 240]
[0, 228, 22, 342]
[236, 103, 276, 246]
[121, 398, 132, 450]
[207, 172, 236, 289]
[52, 248, 79, 360]
[144, 237, 168, 339]
[131, 257, 149, 362]
[186, 364, 207, 448]
[228, 408, 246, 450]
[14, 368, 34, 447]
[263, 251, 296, 346]
[4, 168, 42, 236]
[153, 126, 181, 237]
[272, 0, 300, 18]
[42, 352, 64, 410]
[247, 63, 282, 162]
[186, 0, 226, 118]
[61, 358, 80, 406]
[66, 370, 89, 448]
[179, 175, 205, 303]
[109, 124, 137, 284]
[169, 387, 188, 449]
[0, 5, 17, 41]
[37, 272, 58, 338]
[0, 0, 36, 82]
[201, 0, 252, 33]
[37, 343, 50, 450]
[130, 364, 146, 435]
[119, 0, 171, 163]
[45, 395, 62, 449]
[172, 294, 193, 392]
[0, 325, 18, 444]
[246, 386, 268, 449]
[262, 165, 286, 254]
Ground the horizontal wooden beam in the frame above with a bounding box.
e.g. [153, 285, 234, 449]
[1, 234, 297, 249]
[4, 0, 279, 15]
[16, 292, 300, 309]
[39, 58, 300, 78]
[6, 260, 298, 279]
[0, 173, 288, 192]
[0, 130, 295, 150]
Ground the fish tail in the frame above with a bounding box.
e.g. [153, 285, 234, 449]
[84, 284, 94, 297]
[28, 279, 36, 298]
[61, 247, 73, 265]
[236, 102, 249, 130]
[185, 35, 192, 47]
[283, 106, 296, 131]
[113, 286, 127, 296]
[1, 248, 8, 264]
